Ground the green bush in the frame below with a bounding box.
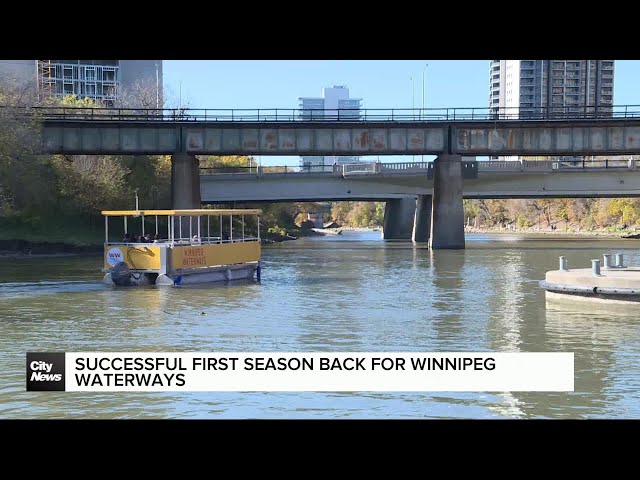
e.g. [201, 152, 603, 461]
[267, 226, 288, 236]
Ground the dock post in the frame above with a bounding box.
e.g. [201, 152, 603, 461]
[559, 256, 567, 271]
[592, 259, 601, 276]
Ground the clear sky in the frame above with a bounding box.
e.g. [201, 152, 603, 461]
[162, 60, 640, 165]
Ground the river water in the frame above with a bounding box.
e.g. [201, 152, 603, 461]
[1, 232, 639, 418]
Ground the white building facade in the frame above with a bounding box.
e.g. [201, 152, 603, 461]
[489, 60, 614, 160]
[299, 85, 362, 172]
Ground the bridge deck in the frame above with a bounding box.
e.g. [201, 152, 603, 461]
[5, 105, 640, 156]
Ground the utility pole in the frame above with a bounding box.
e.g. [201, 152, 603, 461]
[155, 62, 159, 109]
[410, 76, 415, 161]
[422, 63, 428, 118]
[422, 63, 428, 161]
[410, 77, 415, 117]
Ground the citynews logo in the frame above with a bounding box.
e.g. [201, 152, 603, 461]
[26, 352, 65, 391]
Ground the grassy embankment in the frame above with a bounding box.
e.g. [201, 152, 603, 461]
[0, 216, 104, 245]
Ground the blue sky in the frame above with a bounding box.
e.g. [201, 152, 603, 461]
[163, 60, 640, 165]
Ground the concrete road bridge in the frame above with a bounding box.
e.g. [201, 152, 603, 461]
[200, 159, 640, 243]
[9, 104, 640, 248]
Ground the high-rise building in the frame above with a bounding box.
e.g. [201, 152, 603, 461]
[489, 60, 614, 160]
[299, 85, 362, 172]
[489, 60, 614, 118]
[0, 60, 163, 107]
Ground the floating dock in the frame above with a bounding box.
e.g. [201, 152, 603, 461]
[540, 254, 640, 304]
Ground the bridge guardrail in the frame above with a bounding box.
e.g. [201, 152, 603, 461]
[380, 162, 432, 171]
[553, 159, 631, 169]
[477, 161, 523, 172]
[199, 159, 640, 177]
[477, 159, 635, 172]
[8, 104, 640, 123]
[342, 163, 379, 176]
[200, 165, 338, 175]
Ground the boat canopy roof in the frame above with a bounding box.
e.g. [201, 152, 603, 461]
[101, 209, 262, 217]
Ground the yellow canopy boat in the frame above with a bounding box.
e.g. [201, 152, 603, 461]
[101, 209, 261, 286]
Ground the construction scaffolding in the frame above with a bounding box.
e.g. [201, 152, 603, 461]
[36, 60, 55, 102]
[34, 60, 119, 106]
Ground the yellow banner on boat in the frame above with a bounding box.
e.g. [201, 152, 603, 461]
[104, 245, 162, 270]
[171, 242, 260, 270]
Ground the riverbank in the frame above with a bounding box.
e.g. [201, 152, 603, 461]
[0, 239, 103, 258]
[2, 225, 635, 258]
[339, 226, 382, 232]
[0, 233, 304, 258]
[465, 226, 633, 238]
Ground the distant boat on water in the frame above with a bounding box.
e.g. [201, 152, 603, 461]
[311, 228, 343, 235]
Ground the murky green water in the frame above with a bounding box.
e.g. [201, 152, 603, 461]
[1, 232, 639, 418]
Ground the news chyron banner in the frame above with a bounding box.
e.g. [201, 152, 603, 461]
[27, 352, 574, 392]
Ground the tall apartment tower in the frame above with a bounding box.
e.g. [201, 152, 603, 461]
[299, 85, 362, 172]
[489, 60, 614, 160]
[0, 60, 163, 107]
[489, 60, 614, 118]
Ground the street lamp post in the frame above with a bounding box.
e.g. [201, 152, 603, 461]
[410, 77, 415, 117]
[155, 62, 159, 109]
[422, 63, 428, 118]
[422, 63, 428, 161]
[410, 76, 415, 161]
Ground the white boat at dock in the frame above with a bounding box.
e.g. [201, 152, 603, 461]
[311, 228, 343, 235]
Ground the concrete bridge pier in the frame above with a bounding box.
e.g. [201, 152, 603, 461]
[412, 195, 432, 243]
[382, 198, 416, 240]
[171, 154, 201, 209]
[429, 154, 465, 249]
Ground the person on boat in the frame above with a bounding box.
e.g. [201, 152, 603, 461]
[123, 233, 132, 243]
[131, 234, 139, 243]
[143, 233, 153, 243]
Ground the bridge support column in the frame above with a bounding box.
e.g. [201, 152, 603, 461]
[171, 154, 201, 209]
[429, 154, 465, 249]
[412, 195, 432, 243]
[383, 198, 415, 240]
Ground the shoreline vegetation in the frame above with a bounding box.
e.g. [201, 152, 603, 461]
[2, 90, 640, 259]
[464, 226, 635, 238]
[3, 225, 638, 259]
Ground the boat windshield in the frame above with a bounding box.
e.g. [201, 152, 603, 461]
[101, 209, 262, 246]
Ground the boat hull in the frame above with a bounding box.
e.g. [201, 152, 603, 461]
[104, 263, 259, 286]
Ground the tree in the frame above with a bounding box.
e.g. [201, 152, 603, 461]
[0, 82, 50, 216]
[198, 155, 256, 171]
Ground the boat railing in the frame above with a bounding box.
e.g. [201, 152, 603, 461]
[107, 236, 260, 247]
[170, 236, 260, 246]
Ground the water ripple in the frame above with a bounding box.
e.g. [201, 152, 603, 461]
[1, 234, 639, 418]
